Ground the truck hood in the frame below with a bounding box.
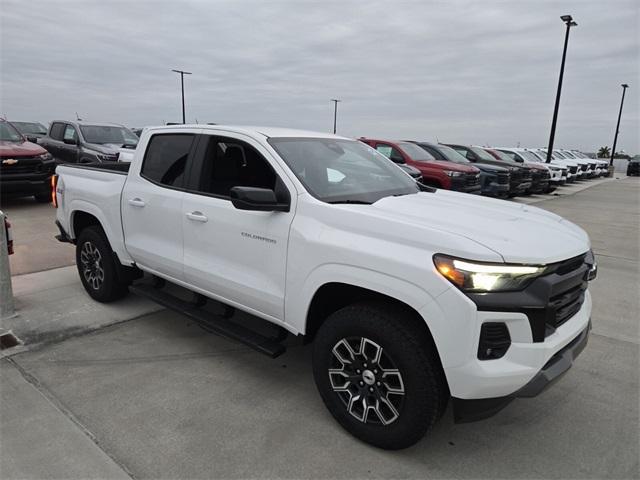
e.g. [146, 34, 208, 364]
[474, 162, 509, 173]
[370, 191, 589, 264]
[0, 140, 46, 157]
[417, 159, 479, 172]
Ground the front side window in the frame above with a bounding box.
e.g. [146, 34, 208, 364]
[63, 125, 78, 142]
[141, 134, 194, 188]
[195, 137, 276, 197]
[268, 137, 418, 204]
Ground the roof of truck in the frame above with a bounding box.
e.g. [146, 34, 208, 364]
[147, 124, 351, 140]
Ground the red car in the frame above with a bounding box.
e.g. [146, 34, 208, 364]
[0, 120, 56, 202]
[359, 138, 481, 193]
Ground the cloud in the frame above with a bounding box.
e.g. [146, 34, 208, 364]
[1, 0, 638, 153]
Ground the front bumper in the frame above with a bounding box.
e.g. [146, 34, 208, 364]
[452, 321, 590, 422]
[1, 174, 52, 195]
[481, 181, 510, 197]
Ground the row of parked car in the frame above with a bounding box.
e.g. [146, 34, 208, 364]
[1, 118, 608, 203]
[358, 138, 609, 198]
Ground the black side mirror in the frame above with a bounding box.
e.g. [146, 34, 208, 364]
[26, 135, 39, 143]
[63, 137, 78, 145]
[230, 186, 289, 212]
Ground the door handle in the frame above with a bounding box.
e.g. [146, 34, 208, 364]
[128, 198, 146, 207]
[186, 211, 208, 223]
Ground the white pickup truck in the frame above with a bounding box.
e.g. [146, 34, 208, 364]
[54, 125, 596, 449]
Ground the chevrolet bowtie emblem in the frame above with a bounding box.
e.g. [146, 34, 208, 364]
[2, 159, 18, 165]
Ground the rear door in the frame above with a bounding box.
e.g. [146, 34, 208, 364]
[181, 132, 296, 321]
[44, 122, 66, 160]
[121, 130, 199, 281]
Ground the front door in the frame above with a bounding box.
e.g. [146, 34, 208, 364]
[182, 133, 295, 321]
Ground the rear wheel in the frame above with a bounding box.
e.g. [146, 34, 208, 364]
[76, 226, 129, 302]
[312, 302, 447, 450]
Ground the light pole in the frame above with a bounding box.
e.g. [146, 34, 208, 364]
[330, 99, 341, 134]
[610, 84, 629, 166]
[545, 15, 577, 163]
[172, 69, 192, 124]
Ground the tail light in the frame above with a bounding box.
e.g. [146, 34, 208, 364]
[51, 174, 58, 207]
[4, 217, 13, 255]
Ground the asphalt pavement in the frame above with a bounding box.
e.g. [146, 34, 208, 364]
[1, 176, 638, 479]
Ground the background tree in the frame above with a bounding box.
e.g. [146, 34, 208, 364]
[597, 146, 610, 158]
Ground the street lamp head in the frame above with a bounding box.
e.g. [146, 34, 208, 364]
[622, 84, 629, 89]
[560, 14, 573, 23]
[569, 21, 577, 27]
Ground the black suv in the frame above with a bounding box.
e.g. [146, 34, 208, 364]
[412, 141, 510, 197]
[445, 144, 532, 196]
[627, 158, 640, 176]
[39, 121, 138, 164]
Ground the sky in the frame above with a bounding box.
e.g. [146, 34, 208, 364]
[1, 0, 638, 154]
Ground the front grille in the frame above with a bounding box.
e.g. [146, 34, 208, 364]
[541, 171, 551, 180]
[569, 166, 578, 174]
[550, 283, 587, 328]
[580, 164, 588, 171]
[521, 169, 532, 181]
[497, 172, 510, 184]
[0, 156, 44, 174]
[465, 173, 480, 187]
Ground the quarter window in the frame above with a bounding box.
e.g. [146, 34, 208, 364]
[141, 134, 194, 188]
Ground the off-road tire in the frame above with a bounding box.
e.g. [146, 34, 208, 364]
[312, 302, 447, 450]
[76, 226, 129, 302]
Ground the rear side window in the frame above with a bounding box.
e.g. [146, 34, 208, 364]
[63, 125, 78, 142]
[50, 122, 65, 140]
[141, 134, 195, 188]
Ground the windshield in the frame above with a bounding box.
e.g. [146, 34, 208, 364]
[521, 151, 542, 163]
[526, 150, 545, 162]
[431, 144, 470, 164]
[0, 122, 23, 142]
[553, 151, 567, 159]
[11, 122, 47, 135]
[268, 138, 419, 204]
[561, 151, 577, 159]
[486, 148, 515, 163]
[79, 125, 139, 146]
[398, 142, 435, 161]
[469, 146, 499, 162]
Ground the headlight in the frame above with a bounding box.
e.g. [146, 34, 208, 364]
[433, 254, 548, 292]
[38, 152, 53, 161]
[444, 170, 464, 177]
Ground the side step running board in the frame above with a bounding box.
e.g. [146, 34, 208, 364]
[130, 284, 286, 358]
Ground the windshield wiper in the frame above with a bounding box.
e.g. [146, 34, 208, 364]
[328, 200, 371, 205]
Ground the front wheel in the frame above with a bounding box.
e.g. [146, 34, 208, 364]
[312, 302, 447, 450]
[76, 226, 129, 302]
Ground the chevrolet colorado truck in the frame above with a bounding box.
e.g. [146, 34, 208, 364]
[53, 125, 596, 449]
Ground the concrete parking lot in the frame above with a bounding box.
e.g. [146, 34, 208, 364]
[1, 177, 638, 479]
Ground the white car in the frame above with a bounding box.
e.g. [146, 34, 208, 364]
[563, 150, 607, 176]
[533, 149, 584, 180]
[496, 147, 567, 186]
[529, 149, 579, 182]
[553, 150, 596, 178]
[53, 125, 596, 449]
